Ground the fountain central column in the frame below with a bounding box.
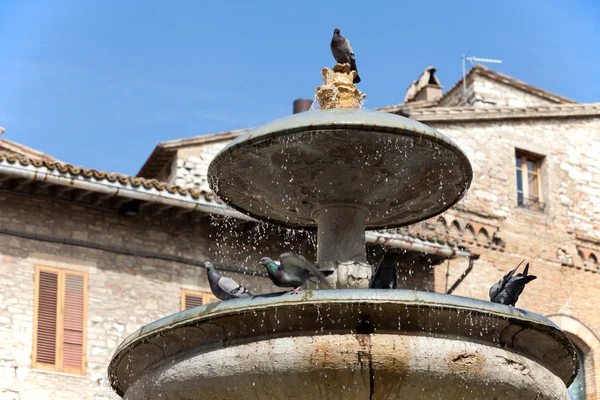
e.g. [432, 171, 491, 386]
[313, 203, 370, 288]
[206, 63, 473, 290]
[310, 65, 371, 288]
[313, 204, 367, 264]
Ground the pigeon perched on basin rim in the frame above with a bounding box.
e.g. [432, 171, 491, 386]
[204, 262, 252, 301]
[260, 253, 332, 294]
[370, 252, 400, 289]
[489, 260, 537, 306]
[330, 28, 361, 84]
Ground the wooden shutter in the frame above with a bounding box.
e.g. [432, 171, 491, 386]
[184, 293, 204, 309]
[181, 289, 219, 310]
[33, 270, 59, 368]
[33, 266, 87, 374]
[62, 273, 85, 373]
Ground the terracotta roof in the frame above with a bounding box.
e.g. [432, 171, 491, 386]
[0, 137, 61, 163]
[0, 152, 216, 201]
[159, 128, 250, 149]
[439, 64, 576, 106]
[0, 151, 475, 257]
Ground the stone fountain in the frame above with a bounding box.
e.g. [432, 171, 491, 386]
[108, 65, 578, 399]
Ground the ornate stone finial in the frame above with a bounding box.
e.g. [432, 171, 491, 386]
[315, 63, 366, 109]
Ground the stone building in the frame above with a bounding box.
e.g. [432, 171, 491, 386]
[138, 65, 600, 399]
[0, 139, 286, 399]
[1, 64, 600, 399]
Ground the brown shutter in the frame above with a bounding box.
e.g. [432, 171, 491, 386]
[62, 273, 85, 372]
[184, 294, 204, 310]
[35, 271, 58, 366]
[33, 266, 87, 374]
[181, 290, 219, 310]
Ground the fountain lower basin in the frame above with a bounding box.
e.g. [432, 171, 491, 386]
[108, 290, 577, 399]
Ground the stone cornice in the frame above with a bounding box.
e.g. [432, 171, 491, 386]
[401, 103, 600, 122]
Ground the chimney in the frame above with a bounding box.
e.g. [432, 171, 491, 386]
[293, 99, 313, 114]
[404, 67, 443, 103]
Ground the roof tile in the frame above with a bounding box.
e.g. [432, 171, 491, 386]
[0, 152, 218, 201]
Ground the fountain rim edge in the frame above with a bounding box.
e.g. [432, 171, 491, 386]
[107, 289, 577, 395]
[206, 121, 474, 230]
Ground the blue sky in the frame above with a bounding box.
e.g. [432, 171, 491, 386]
[0, 0, 598, 175]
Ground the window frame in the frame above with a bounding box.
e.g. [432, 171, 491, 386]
[180, 289, 218, 311]
[32, 265, 88, 375]
[515, 151, 544, 211]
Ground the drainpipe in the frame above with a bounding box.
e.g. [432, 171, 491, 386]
[365, 231, 471, 259]
[446, 253, 481, 294]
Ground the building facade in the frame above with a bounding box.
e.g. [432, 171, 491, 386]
[1, 65, 600, 399]
[0, 147, 283, 399]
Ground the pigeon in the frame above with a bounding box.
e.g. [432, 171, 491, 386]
[370, 252, 400, 289]
[489, 260, 537, 306]
[260, 253, 333, 294]
[204, 262, 252, 301]
[330, 28, 361, 84]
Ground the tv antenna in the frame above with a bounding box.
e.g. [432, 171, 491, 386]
[461, 55, 503, 103]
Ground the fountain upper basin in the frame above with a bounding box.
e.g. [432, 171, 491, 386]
[208, 109, 473, 229]
[108, 290, 577, 399]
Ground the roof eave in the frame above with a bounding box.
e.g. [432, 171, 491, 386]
[135, 144, 174, 178]
[1, 157, 469, 255]
[405, 103, 600, 122]
[0, 156, 253, 221]
[0, 138, 62, 163]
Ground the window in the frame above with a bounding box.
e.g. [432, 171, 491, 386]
[516, 151, 544, 212]
[180, 289, 218, 310]
[32, 266, 87, 374]
[568, 344, 586, 399]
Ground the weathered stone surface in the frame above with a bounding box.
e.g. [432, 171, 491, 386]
[0, 193, 279, 400]
[110, 291, 576, 399]
[315, 64, 365, 109]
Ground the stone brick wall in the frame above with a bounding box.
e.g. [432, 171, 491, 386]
[0, 192, 279, 400]
[172, 143, 229, 191]
[429, 116, 600, 398]
[434, 117, 600, 241]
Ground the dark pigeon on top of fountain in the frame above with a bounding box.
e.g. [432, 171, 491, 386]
[205, 262, 253, 301]
[489, 260, 537, 306]
[260, 253, 332, 294]
[330, 28, 361, 84]
[370, 252, 400, 289]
